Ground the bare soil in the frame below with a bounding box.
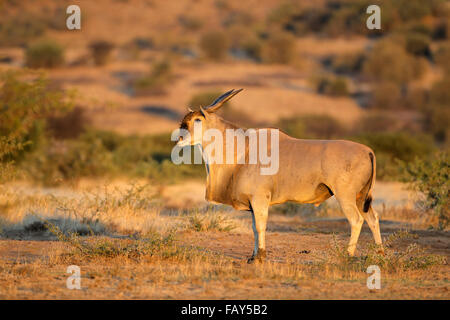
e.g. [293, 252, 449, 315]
[1, 216, 448, 300]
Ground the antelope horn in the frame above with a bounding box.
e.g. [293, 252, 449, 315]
[205, 88, 243, 112]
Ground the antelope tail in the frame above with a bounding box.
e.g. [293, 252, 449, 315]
[363, 152, 375, 213]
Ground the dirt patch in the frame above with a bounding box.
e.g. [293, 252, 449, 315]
[1, 216, 448, 299]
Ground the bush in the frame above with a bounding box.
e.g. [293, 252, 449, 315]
[261, 32, 296, 64]
[0, 71, 72, 156]
[363, 40, 425, 85]
[23, 138, 115, 185]
[395, 0, 439, 22]
[432, 19, 449, 40]
[46, 107, 89, 140]
[134, 60, 172, 96]
[422, 104, 450, 145]
[20, 129, 205, 185]
[0, 71, 73, 182]
[240, 36, 263, 62]
[355, 113, 402, 133]
[404, 87, 428, 111]
[330, 52, 365, 74]
[228, 27, 263, 62]
[25, 40, 64, 69]
[434, 42, 450, 74]
[178, 14, 203, 31]
[350, 132, 435, 180]
[324, 230, 445, 275]
[324, 0, 372, 36]
[89, 40, 114, 66]
[0, 14, 46, 47]
[400, 152, 449, 229]
[266, 1, 302, 26]
[423, 77, 450, 143]
[283, 7, 331, 35]
[370, 82, 403, 109]
[279, 115, 345, 139]
[199, 31, 230, 61]
[316, 76, 349, 96]
[405, 33, 432, 57]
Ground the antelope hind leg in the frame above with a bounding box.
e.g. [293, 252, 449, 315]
[248, 196, 269, 264]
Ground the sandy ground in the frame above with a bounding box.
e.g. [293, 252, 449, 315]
[0, 214, 448, 299]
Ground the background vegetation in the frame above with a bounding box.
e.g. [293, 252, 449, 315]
[0, 0, 448, 228]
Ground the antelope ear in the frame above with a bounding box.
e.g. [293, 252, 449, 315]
[187, 106, 193, 112]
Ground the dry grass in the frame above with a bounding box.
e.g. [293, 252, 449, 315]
[0, 180, 448, 299]
[0, 181, 249, 239]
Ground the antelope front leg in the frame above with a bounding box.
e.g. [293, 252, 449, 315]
[248, 198, 269, 264]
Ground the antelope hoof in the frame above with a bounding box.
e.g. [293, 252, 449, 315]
[376, 247, 385, 256]
[247, 249, 266, 264]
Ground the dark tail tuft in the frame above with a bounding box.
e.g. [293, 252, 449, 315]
[363, 195, 372, 213]
[362, 152, 375, 213]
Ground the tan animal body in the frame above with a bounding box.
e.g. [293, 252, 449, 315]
[177, 89, 383, 262]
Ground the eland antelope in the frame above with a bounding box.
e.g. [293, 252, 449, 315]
[176, 89, 383, 263]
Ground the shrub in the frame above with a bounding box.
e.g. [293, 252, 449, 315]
[432, 19, 449, 40]
[363, 40, 425, 85]
[405, 33, 432, 57]
[222, 10, 255, 29]
[353, 132, 434, 162]
[284, 7, 331, 35]
[355, 113, 401, 133]
[0, 71, 72, 170]
[395, 0, 439, 22]
[324, 0, 372, 36]
[23, 138, 115, 185]
[370, 82, 403, 109]
[261, 32, 296, 64]
[46, 107, 89, 140]
[350, 132, 435, 180]
[134, 60, 172, 96]
[44, 218, 180, 261]
[266, 1, 302, 26]
[400, 152, 449, 229]
[199, 31, 230, 61]
[279, 115, 345, 139]
[323, 230, 446, 275]
[89, 40, 114, 66]
[228, 27, 263, 62]
[422, 104, 450, 145]
[330, 52, 365, 74]
[187, 212, 236, 232]
[316, 76, 349, 96]
[25, 40, 64, 68]
[178, 14, 203, 31]
[434, 42, 450, 74]
[240, 36, 263, 62]
[423, 77, 450, 143]
[404, 87, 428, 111]
[20, 129, 205, 185]
[0, 14, 46, 47]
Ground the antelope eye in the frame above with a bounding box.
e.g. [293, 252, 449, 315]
[194, 118, 202, 123]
